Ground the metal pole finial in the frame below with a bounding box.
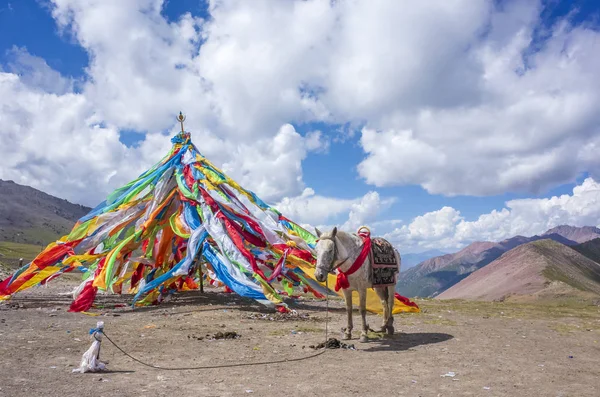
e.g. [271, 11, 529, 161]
[177, 111, 186, 133]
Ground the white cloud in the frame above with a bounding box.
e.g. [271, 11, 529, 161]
[407, 207, 463, 241]
[1, 0, 600, 232]
[275, 189, 394, 233]
[304, 130, 330, 153]
[357, 1, 600, 196]
[455, 177, 600, 241]
[0, 52, 318, 205]
[385, 177, 600, 253]
[0, 0, 344, 204]
[274, 188, 356, 226]
[50, 0, 208, 133]
[0, 71, 123, 204]
[319, 0, 491, 123]
[221, 124, 319, 202]
[5, 46, 73, 94]
[342, 191, 395, 231]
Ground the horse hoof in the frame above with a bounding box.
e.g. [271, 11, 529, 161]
[359, 335, 368, 343]
[386, 326, 394, 336]
[343, 332, 352, 340]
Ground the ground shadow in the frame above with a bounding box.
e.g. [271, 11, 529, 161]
[287, 300, 346, 313]
[129, 291, 271, 314]
[4, 295, 75, 308]
[6, 290, 271, 314]
[134, 292, 348, 318]
[360, 332, 454, 352]
[6, 289, 344, 317]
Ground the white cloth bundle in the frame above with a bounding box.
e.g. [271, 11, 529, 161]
[72, 321, 107, 373]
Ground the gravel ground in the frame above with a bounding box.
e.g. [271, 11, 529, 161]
[0, 284, 599, 397]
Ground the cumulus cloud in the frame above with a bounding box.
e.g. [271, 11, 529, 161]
[0, 51, 319, 205]
[5, 46, 73, 94]
[385, 177, 600, 253]
[275, 188, 356, 226]
[0, 0, 344, 204]
[275, 189, 393, 233]
[48, 0, 597, 199]
[342, 191, 396, 231]
[2, 0, 600, 248]
[0, 70, 122, 204]
[304, 130, 330, 153]
[357, 1, 600, 196]
[50, 0, 208, 133]
[221, 124, 321, 202]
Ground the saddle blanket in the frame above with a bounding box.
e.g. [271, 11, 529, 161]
[369, 237, 399, 288]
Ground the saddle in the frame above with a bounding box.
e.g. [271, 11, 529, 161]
[368, 237, 399, 288]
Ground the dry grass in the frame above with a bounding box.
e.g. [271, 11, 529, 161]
[426, 296, 600, 320]
[268, 325, 323, 336]
[0, 241, 44, 267]
[423, 318, 458, 326]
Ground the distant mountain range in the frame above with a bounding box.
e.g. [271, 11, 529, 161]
[396, 225, 600, 298]
[401, 249, 448, 270]
[0, 179, 91, 245]
[437, 239, 600, 300]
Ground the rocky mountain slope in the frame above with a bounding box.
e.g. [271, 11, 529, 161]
[396, 226, 598, 298]
[0, 179, 91, 245]
[542, 225, 600, 244]
[436, 239, 600, 300]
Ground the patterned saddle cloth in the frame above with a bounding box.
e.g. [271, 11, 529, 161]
[369, 237, 399, 288]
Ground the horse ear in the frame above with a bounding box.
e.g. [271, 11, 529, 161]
[315, 228, 322, 238]
[331, 226, 337, 238]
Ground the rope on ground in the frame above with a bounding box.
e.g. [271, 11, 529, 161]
[99, 281, 332, 371]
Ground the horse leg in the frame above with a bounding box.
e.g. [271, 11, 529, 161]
[386, 285, 395, 335]
[374, 286, 389, 333]
[358, 288, 369, 342]
[342, 288, 353, 340]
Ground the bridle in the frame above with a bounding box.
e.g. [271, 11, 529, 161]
[316, 235, 354, 274]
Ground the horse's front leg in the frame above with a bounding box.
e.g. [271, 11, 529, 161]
[342, 288, 353, 340]
[358, 288, 369, 342]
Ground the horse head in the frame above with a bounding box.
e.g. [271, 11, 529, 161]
[314, 226, 338, 282]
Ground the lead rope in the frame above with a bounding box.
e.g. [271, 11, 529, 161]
[98, 281, 330, 371]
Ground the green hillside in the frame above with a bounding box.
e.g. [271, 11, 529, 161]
[572, 238, 600, 264]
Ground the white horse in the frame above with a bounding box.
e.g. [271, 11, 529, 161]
[314, 227, 400, 342]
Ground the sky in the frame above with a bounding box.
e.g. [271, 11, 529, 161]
[1, 0, 600, 254]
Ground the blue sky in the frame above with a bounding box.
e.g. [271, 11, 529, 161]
[2, 0, 600, 253]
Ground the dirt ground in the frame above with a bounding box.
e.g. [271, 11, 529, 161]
[0, 282, 599, 397]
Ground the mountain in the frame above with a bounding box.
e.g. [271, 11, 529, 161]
[396, 240, 505, 297]
[401, 249, 448, 270]
[542, 225, 600, 244]
[436, 239, 600, 300]
[572, 238, 600, 264]
[395, 226, 596, 298]
[0, 179, 91, 245]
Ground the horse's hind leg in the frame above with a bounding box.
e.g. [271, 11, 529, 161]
[375, 287, 390, 333]
[342, 288, 353, 340]
[358, 288, 369, 343]
[385, 285, 395, 336]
